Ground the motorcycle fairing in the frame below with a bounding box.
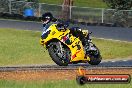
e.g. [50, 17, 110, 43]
[40, 24, 90, 62]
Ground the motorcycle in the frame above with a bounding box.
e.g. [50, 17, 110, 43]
[40, 23, 102, 66]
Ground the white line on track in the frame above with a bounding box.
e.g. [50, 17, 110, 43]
[93, 37, 132, 43]
[111, 61, 116, 62]
[123, 60, 128, 61]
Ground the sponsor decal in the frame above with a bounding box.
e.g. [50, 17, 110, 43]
[72, 50, 81, 59]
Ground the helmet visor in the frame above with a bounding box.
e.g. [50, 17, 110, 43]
[42, 16, 50, 21]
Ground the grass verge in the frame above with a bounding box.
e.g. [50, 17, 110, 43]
[0, 28, 52, 66]
[0, 79, 131, 88]
[39, 0, 107, 8]
[0, 28, 132, 66]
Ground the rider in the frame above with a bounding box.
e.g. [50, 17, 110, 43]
[41, 12, 55, 28]
[41, 12, 90, 53]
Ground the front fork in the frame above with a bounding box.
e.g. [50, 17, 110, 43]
[56, 42, 64, 58]
[57, 42, 68, 60]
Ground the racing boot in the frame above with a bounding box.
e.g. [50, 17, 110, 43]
[83, 38, 90, 53]
[83, 33, 97, 55]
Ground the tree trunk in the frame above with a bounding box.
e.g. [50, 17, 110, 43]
[62, 0, 73, 20]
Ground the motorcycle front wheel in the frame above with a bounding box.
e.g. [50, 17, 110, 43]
[48, 41, 70, 66]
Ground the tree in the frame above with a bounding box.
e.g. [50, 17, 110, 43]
[62, 0, 73, 20]
[0, 0, 9, 12]
[103, 0, 132, 10]
[103, 0, 132, 27]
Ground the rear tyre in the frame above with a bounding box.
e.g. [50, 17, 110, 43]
[88, 45, 102, 65]
[48, 41, 70, 66]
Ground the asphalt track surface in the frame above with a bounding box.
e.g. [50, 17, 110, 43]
[0, 19, 132, 69]
[0, 59, 132, 71]
[0, 19, 132, 42]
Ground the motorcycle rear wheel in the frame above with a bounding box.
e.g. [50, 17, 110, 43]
[88, 45, 102, 65]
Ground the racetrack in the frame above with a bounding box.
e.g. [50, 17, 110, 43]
[0, 19, 132, 42]
[0, 19, 132, 68]
[0, 59, 132, 72]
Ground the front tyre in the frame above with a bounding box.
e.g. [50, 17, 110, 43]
[48, 42, 70, 66]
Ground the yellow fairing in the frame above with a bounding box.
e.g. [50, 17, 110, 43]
[40, 24, 90, 62]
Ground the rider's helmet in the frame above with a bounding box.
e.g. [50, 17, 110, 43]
[41, 12, 53, 25]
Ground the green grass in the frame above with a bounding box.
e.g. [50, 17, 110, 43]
[0, 28, 53, 66]
[39, 0, 108, 8]
[93, 38, 132, 59]
[0, 79, 131, 88]
[74, 0, 107, 8]
[0, 28, 132, 66]
[39, 0, 63, 5]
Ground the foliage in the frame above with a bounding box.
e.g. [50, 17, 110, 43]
[0, 0, 9, 12]
[103, 0, 132, 10]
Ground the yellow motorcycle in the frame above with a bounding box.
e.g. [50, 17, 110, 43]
[40, 23, 102, 66]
